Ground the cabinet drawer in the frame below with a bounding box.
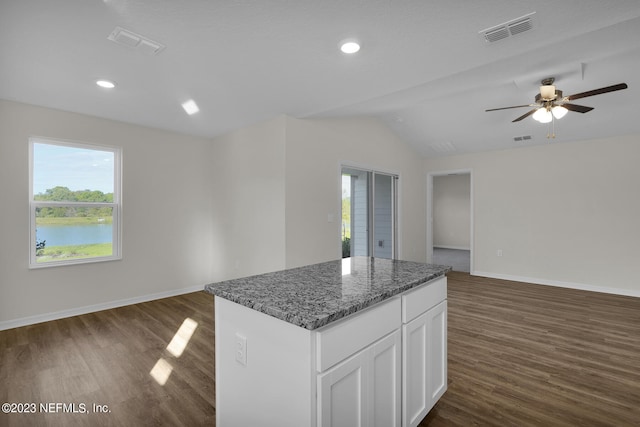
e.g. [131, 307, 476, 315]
[402, 276, 447, 324]
[316, 297, 401, 372]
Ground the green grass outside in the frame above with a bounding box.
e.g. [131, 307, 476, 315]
[37, 243, 113, 263]
[36, 216, 113, 226]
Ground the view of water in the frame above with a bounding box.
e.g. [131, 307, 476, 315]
[36, 224, 113, 247]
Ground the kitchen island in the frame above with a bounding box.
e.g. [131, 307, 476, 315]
[205, 257, 451, 427]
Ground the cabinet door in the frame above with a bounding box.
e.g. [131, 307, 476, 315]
[428, 301, 447, 406]
[402, 301, 447, 427]
[318, 350, 369, 427]
[370, 330, 401, 427]
[318, 330, 402, 427]
[403, 311, 428, 427]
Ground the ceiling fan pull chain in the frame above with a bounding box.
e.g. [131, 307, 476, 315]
[547, 114, 557, 139]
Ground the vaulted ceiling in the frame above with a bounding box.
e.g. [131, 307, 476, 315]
[2, 0, 639, 156]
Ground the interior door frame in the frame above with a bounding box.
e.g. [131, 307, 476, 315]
[426, 169, 474, 273]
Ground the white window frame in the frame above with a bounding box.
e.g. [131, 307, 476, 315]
[29, 137, 122, 268]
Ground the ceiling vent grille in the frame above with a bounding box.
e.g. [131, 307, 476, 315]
[108, 27, 165, 55]
[508, 17, 533, 36]
[484, 27, 510, 43]
[429, 141, 456, 154]
[513, 135, 533, 142]
[480, 12, 536, 43]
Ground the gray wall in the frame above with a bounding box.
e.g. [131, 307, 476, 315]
[425, 134, 640, 296]
[0, 100, 214, 328]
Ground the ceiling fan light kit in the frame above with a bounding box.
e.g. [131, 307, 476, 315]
[532, 107, 552, 123]
[539, 83, 556, 100]
[486, 78, 628, 138]
[551, 105, 568, 120]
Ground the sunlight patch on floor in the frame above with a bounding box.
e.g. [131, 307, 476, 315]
[166, 317, 198, 357]
[150, 358, 173, 386]
[150, 317, 199, 385]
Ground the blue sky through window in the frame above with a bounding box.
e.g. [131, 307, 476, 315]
[33, 142, 114, 195]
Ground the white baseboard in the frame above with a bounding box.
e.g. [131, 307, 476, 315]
[0, 285, 206, 331]
[434, 245, 471, 251]
[472, 271, 640, 298]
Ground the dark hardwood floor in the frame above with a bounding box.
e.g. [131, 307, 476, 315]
[0, 292, 216, 426]
[422, 272, 640, 427]
[2, 272, 639, 426]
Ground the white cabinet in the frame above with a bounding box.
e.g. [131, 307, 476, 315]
[427, 301, 448, 407]
[318, 330, 401, 427]
[318, 348, 368, 427]
[318, 276, 447, 427]
[371, 330, 402, 427]
[214, 275, 446, 427]
[403, 310, 429, 427]
[402, 298, 447, 427]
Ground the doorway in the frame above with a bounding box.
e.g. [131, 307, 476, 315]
[427, 170, 473, 272]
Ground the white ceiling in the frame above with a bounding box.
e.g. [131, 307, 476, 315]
[2, 0, 640, 157]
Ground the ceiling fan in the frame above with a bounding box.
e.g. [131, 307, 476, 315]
[486, 78, 628, 124]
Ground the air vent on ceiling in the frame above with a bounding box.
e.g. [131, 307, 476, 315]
[513, 135, 533, 142]
[429, 141, 456, 154]
[480, 12, 536, 43]
[108, 27, 165, 55]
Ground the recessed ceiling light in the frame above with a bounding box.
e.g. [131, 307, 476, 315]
[181, 99, 199, 115]
[340, 40, 360, 54]
[96, 80, 116, 89]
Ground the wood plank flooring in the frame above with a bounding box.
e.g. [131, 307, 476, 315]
[422, 272, 640, 427]
[1, 272, 639, 426]
[0, 292, 216, 426]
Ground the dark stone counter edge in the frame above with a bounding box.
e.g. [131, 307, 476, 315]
[204, 269, 450, 330]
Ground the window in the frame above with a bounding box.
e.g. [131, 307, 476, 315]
[29, 138, 122, 268]
[341, 166, 398, 259]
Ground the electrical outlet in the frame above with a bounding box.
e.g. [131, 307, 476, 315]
[497, 249, 503, 257]
[235, 333, 247, 366]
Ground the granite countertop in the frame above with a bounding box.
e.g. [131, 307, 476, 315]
[204, 257, 451, 330]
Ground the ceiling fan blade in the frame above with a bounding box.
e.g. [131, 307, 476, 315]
[485, 104, 533, 112]
[565, 83, 628, 101]
[562, 103, 594, 113]
[512, 109, 538, 122]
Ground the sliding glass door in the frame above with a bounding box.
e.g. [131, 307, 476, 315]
[341, 167, 398, 259]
